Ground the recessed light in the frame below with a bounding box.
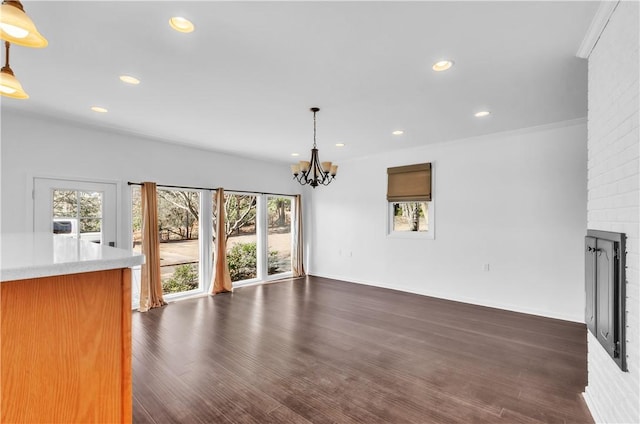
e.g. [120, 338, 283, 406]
[432, 60, 454, 72]
[91, 106, 108, 113]
[392, 130, 404, 135]
[119, 75, 140, 85]
[335, 143, 345, 147]
[291, 153, 300, 157]
[169, 17, 194, 33]
[474, 110, 491, 117]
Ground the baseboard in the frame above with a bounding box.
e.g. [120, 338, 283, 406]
[310, 272, 584, 323]
[582, 391, 603, 424]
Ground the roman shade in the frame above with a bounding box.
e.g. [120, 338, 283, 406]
[387, 163, 432, 201]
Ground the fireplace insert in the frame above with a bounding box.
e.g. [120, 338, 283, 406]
[585, 229, 626, 371]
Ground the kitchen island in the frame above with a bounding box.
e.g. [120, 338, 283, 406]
[1, 233, 144, 424]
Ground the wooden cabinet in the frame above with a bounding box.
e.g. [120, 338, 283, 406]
[1, 268, 132, 423]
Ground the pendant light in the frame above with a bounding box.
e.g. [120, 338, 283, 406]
[0, 41, 28, 99]
[291, 107, 338, 188]
[0, 0, 47, 48]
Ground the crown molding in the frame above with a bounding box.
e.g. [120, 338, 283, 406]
[576, 1, 620, 58]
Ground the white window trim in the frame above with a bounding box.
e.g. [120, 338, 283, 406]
[264, 194, 295, 282]
[386, 200, 435, 240]
[130, 187, 297, 307]
[159, 187, 206, 297]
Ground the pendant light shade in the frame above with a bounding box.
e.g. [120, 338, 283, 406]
[0, 1, 47, 48]
[0, 67, 28, 98]
[0, 41, 28, 99]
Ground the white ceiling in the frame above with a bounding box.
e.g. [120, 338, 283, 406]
[3, 1, 598, 163]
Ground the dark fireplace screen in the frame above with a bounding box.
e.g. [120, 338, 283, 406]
[585, 229, 626, 371]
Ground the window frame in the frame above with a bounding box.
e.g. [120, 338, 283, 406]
[130, 185, 297, 305]
[386, 162, 435, 239]
[264, 194, 295, 282]
[387, 200, 435, 239]
[156, 187, 204, 301]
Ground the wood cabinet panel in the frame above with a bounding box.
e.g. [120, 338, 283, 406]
[1, 269, 132, 423]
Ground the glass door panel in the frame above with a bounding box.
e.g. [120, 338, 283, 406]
[219, 193, 258, 283]
[156, 189, 201, 295]
[267, 196, 292, 275]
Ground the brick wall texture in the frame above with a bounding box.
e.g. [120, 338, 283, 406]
[584, 1, 640, 422]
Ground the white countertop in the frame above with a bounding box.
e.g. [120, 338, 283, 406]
[1, 233, 145, 282]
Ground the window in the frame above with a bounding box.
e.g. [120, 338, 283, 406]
[387, 163, 434, 238]
[390, 202, 428, 232]
[156, 189, 201, 296]
[131, 186, 202, 303]
[218, 193, 258, 283]
[53, 189, 103, 243]
[217, 193, 295, 285]
[267, 196, 292, 275]
[131, 186, 295, 306]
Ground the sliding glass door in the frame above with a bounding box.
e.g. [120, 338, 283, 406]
[267, 196, 292, 276]
[217, 193, 259, 284]
[131, 186, 202, 306]
[131, 187, 294, 307]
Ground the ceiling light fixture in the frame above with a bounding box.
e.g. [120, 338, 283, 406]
[0, 41, 28, 99]
[432, 60, 454, 72]
[335, 143, 345, 147]
[291, 153, 299, 157]
[0, 0, 47, 48]
[169, 17, 194, 33]
[119, 75, 140, 85]
[290, 107, 338, 188]
[392, 130, 404, 135]
[474, 110, 491, 117]
[91, 106, 108, 113]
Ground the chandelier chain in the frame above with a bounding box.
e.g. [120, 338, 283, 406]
[313, 109, 317, 148]
[4, 42, 9, 68]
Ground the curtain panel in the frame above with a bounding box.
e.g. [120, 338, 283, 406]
[211, 188, 233, 294]
[139, 182, 167, 312]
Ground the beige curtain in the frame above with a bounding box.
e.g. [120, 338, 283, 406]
[292, 194, 306, 277]
[211, 188, 233, 294]
[139, 182, 167, 312]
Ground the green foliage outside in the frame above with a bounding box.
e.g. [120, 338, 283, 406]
[161, 242, 287, 293]
[53, 190, 103, 232]
[227, 242, 281, 281]
[163, 263, 199, 293]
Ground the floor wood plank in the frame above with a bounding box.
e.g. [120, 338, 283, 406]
[132, 276, 593, 424]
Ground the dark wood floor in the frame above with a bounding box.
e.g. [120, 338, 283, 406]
[132, 276, 593, 424]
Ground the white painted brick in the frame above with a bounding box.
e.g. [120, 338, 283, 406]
[585, 1, 640, 422]
[616, 177, 639, 195]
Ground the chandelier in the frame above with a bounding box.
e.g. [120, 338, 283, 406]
[291, 107, 338, 188]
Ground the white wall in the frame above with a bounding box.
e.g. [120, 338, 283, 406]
[0, 110, 302, 249]
[583, 1, 640, 422]
[309, 120, 587, 322]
